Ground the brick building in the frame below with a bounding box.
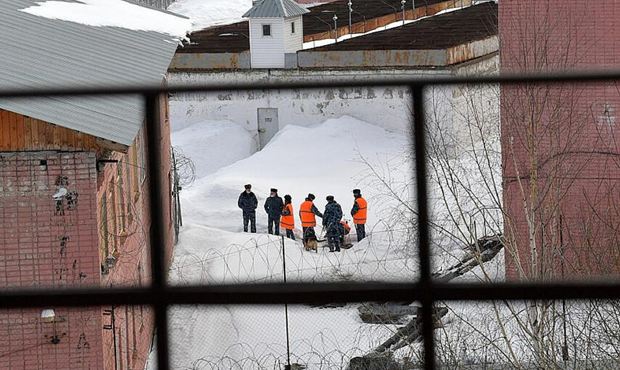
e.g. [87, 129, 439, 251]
[0, 1, 183, 369]
[501, 0, 620, 280]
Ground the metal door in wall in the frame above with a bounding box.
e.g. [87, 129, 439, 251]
[257, 108, 279, 149]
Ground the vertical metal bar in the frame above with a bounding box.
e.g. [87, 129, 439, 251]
[282, 235, 291, 370]
[145, 94, 171, 370]
[411, 85, 435, 370]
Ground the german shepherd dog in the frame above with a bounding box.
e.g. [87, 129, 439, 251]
[303, 227, 319, 252]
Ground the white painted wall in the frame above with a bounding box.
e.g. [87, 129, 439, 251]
[167, 55, 499, 152]
[249, 17, 285, 68]
[283, 16, 303, 53]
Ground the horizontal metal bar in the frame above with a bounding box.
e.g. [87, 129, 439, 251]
[2, 281, 620, 309]
[0, 69, 620, 98]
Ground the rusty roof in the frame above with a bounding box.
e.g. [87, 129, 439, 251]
[178, 21, 250, 54]
[303, 0, 446, 36]
[312, 2, 498, 51]
[178, 0, 450, 54]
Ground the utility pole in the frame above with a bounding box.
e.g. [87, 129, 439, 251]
[348, 1, 353, 38]
[333, 14, 338, 43]
[281, 236, 292, 370]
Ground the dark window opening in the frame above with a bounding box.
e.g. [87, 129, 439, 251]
[262, 24, 271, 36]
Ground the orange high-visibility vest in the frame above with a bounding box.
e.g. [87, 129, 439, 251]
[280, 203, 295, 230]
[353, 197, 367, 225]
[299, 200, 317, 227]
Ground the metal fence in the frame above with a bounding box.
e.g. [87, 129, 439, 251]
[2, 70, 620, 370]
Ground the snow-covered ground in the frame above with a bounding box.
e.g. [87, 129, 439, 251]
[154, 115, 424, 369]
[170, 115, 419, 289]
[172, 120, 256, 178]
[167, 0, 252, 31]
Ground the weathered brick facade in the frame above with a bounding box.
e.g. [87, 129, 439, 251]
[501, 0, 620, 280]
[0, 95, 174, 369]
[0, 151, 103, 369]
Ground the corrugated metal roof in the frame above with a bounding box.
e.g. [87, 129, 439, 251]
[0, 0, 185, 146]
[243, 0, 309, 19]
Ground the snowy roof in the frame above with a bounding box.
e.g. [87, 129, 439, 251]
[243, 0, 309, 19]
[0, 0, 190, 146]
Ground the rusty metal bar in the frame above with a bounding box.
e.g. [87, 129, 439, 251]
[145, 94, 171, 370]
[0, 69, 620, 99]
[412, 85, 435, 369]
[4, 282, 620, 308]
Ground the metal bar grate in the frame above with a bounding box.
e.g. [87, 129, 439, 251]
[1, 71, 620, 369]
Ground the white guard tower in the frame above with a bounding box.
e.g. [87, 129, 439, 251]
[243, 0, 309, 69]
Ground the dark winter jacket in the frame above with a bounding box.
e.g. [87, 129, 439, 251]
[323, 201, 344, 236]
[310, 203, 323, 218]
[264, 195, 284, 218]
[238, 191, 258, 213]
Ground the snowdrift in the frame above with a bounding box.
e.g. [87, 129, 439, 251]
[160, 116, 418, 369]
[172, 120, 256, 178]
[168, 0, 252, 31]
[181, 116, 410, 234]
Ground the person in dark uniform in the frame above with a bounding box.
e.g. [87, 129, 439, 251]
[238, 184, 258, 233]
[264, 188, 284, 235]
[323, 195, 344, 252]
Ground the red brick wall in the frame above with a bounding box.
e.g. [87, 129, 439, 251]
[0, 93, 174, 369]
[501, 0, 620, 280]
[98, 94, 174, 370]
[0, 151, 103, 369]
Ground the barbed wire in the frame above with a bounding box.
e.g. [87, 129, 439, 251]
[173, 146, 197, 188]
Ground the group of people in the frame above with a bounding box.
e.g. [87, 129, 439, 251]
[237, 184, 367, 252]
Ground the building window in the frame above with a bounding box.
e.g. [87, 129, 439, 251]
[108, 182, 118, 254]
[131, 136, 140, 203]
[291, 22, 295, 34]
[117, 163, 126, 233]
[100, 192, 109, 261]
[139, 130, 146, 185]
[262, 24, 271, 36]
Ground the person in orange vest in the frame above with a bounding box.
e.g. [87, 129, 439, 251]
[299, 193, 323, 245]
[351, 189, 367, 241]
[280, 195, 295, 240]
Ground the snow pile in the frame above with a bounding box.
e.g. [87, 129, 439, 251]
[168, 0, 252, 31]
[174, 116, 415, 284]
[20, 0, 191, 37]
[181, 116, 408, 234]
[172, 120, 256, 178]
[159, 116, 416, 369]
[155, 113, 504, 369]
